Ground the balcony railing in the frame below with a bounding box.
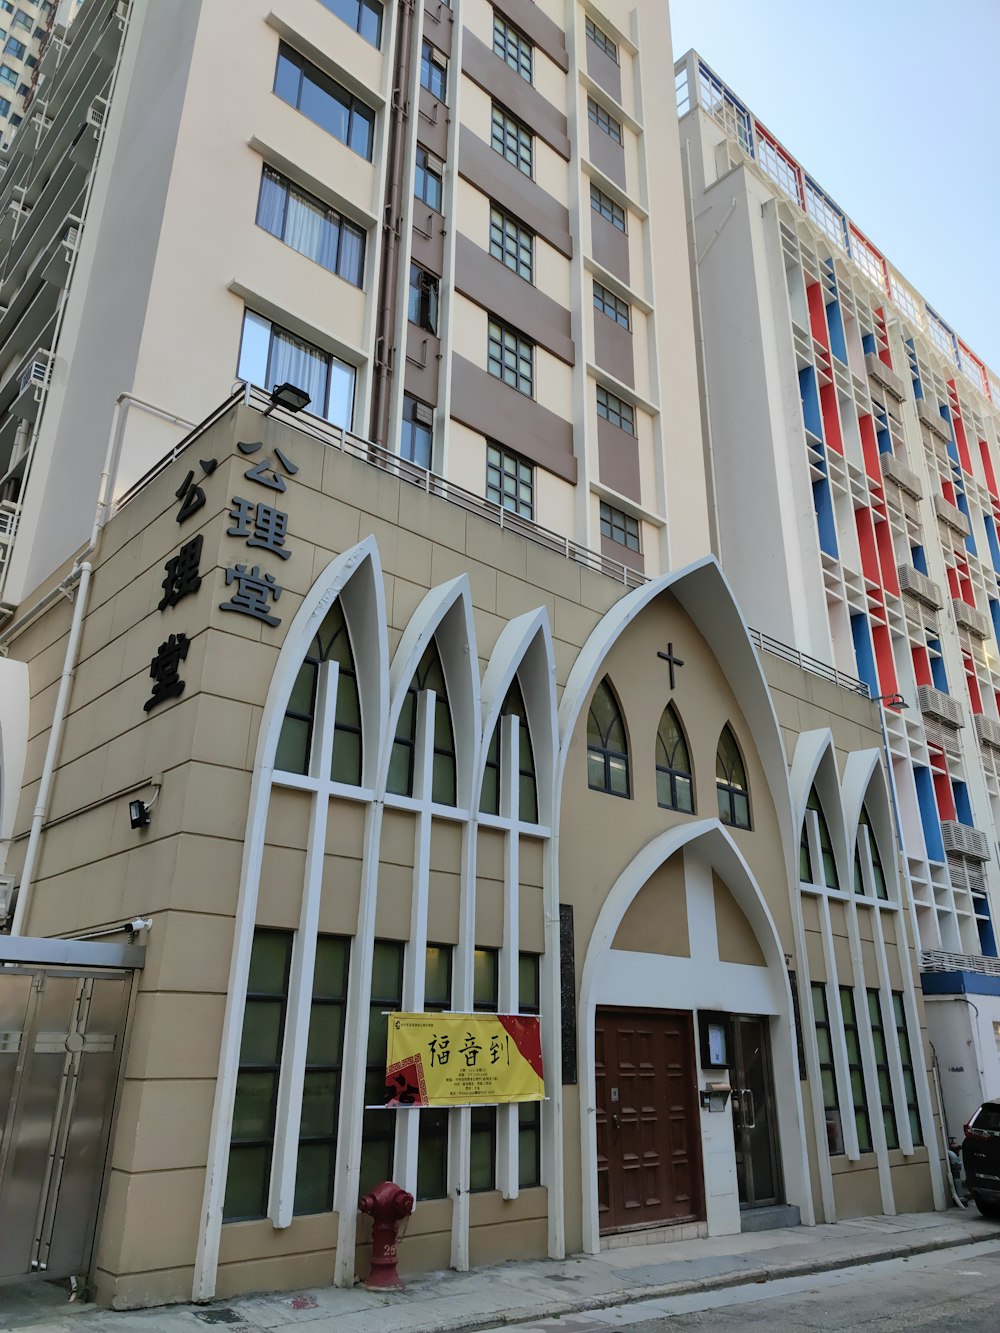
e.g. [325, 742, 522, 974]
[921, 949, 1000, 977]
[748, 627, 870, 697]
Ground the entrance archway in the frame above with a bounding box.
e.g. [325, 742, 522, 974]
[578, 819, 812, 1252]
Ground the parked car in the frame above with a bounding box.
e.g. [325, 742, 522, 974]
[962, 1101, 1000, 1217]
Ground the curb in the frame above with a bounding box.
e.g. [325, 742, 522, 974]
[421, 1228, 996, 1332]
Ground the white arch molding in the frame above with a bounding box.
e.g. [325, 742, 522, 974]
[0, 658, 29, 858]
[577, 820, 813, 1254]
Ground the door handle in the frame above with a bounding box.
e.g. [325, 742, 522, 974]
[612, 1111, 621, 1132]
[742, 1087, 756, 1130]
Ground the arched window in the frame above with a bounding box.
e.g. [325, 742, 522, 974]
[480, 678, 538, 821]
[587, 678, 629, 798]
[275, 599, 362, 784]
[715, 724, 749, 829]
[804, 786, 838, 888]
[856, 805, 888, 900]
[387, 640, 457, 805]
[655, 703, 693, 812]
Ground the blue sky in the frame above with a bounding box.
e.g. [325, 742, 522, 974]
[669, 0, 1000, 375]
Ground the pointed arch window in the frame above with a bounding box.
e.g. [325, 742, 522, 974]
[856, 805, 888, 900]
[479, 678, 538, 821]
[387, 639, 457, 805]
[655, 703, 693, 812]
[587, 678, 629, 798]
[715, 724, 749, 828]
[804, 786, 838, 889]
[274, 599, 362, 784]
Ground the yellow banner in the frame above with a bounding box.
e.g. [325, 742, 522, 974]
[384, 1012, 544, 1107]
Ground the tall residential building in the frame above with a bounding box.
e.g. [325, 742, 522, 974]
[676, 49, 1000, 1139]
[0, 0, 707, 616]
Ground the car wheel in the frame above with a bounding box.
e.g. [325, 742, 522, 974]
[973, 1193, 1000, 1219]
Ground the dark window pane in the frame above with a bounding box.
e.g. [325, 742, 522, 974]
[224, 1145, 269, 1220]
[300, 1069, 340, 1138]
[371, 942, 403, 999]
[417, 1108, 449, 1199]
[359, 1114, 394, 1195]
[232, 1070, 277, 1141]
[301, 75, 350, 140]
[332, 729, 362, 785]
[239, 1001, 285, 1066]
[313, 937, 349, 998]
[470, 1107, 496, 1190]
[274, 48, 300, 105]
[387, 740, 412, 795]
[248, 931, 291, 994]
[306, 1004, 345, 1066]
[294, 1141, 334, 1214]
[275, 716, 310, 774]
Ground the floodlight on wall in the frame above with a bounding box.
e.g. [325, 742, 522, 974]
[128, 776, 162, 832]
[263, 381, 311, 417]
[874, 692, 907, 709]
[129, 799, 151, 830]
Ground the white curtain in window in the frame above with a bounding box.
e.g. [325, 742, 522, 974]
[338, 223, 363, 284]
[284, 190, 328, 265]
[269, 328, 329, 416]
[256, 169, 287, 236]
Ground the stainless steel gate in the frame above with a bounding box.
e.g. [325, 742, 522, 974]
[0, 938, 140, 1284]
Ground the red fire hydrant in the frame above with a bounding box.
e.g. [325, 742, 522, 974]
[359, 1180, 414, 1289]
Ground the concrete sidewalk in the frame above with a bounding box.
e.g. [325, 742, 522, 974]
[3, 1209, 998, 1333]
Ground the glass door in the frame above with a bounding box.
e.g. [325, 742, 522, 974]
[731, 1015, 782, 1208]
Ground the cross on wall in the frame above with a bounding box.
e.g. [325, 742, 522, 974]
[657, 642, 684, 691]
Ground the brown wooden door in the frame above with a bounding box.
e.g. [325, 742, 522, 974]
[596, 1008, 704, 1233]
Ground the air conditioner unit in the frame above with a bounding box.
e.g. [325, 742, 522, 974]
[879, 451, 921, 499]
[975, 713, 1000, 751]
[916, 398, 951, 441]
[897, 563, 942, 610]
[953, 598, 991, 640]
[941, 820, 991, 864]
[917, 682, 963, 729]
[86, 99, 107, 130]
[864, 352, 906, 402]
[934, 492, 971, 536]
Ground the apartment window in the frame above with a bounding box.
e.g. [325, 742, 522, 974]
[0, 96, 11, 117]
[489, 206, 533, 283]
[585, 16, 618, 62]
[4, 36, 24, 58]
[892, 992, 923, 1146]
[600, 501, 639, 551]
[11, 7, 28, 28]
[839, 986, 872, 1153]
[488, 319, 533, 396]
[587, 95, 622, 144]
[0, 4, 11, 14]
[407, 263, 439, 334]
[274, 42, 375, 161]
[491, 102, 532, 177]
[359, 941, 404, 1196]
[318, 0, 383, 48]
[866, 989, 898, 1151]
[590, 183, 626, 233]
[518, 952, 541, 1188]
[471, 949, 499, 1192]
[16, 81, 26, 96]
[401, 394, 433, 469]
[0, 64, 15, 85]
[295, 936, 351, 1215]
[418, 944, 452, 1200]
[238, 310, 355, 430]
[8, 112, 18, 127]
[596, 385, 634, 435]
[493, 11, 532, 82]
[486, 443, 533, 520]
[593, 281, 630, 330]
[414, 146, 443, 211]
[256, 167, 365, 286]
[811, 982, 844, 1155]
[420, 39, 447, 99]
[224, 930, 291, 1220]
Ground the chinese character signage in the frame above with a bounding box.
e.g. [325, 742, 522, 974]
[383, 1013, 544, 1107]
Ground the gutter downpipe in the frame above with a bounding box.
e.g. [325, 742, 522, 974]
[7, 391, 189, 935]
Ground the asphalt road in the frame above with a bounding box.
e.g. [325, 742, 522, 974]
[501, 1240, 1000, 1332]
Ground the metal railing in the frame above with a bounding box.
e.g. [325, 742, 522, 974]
[747, 627, 870, 698]
[115, 385, 649, 589]
[921, 949, 1000, 978]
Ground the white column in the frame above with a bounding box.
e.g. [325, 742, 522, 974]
[497, 714, 520, 1199]
[845, 896, 894, 1214]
